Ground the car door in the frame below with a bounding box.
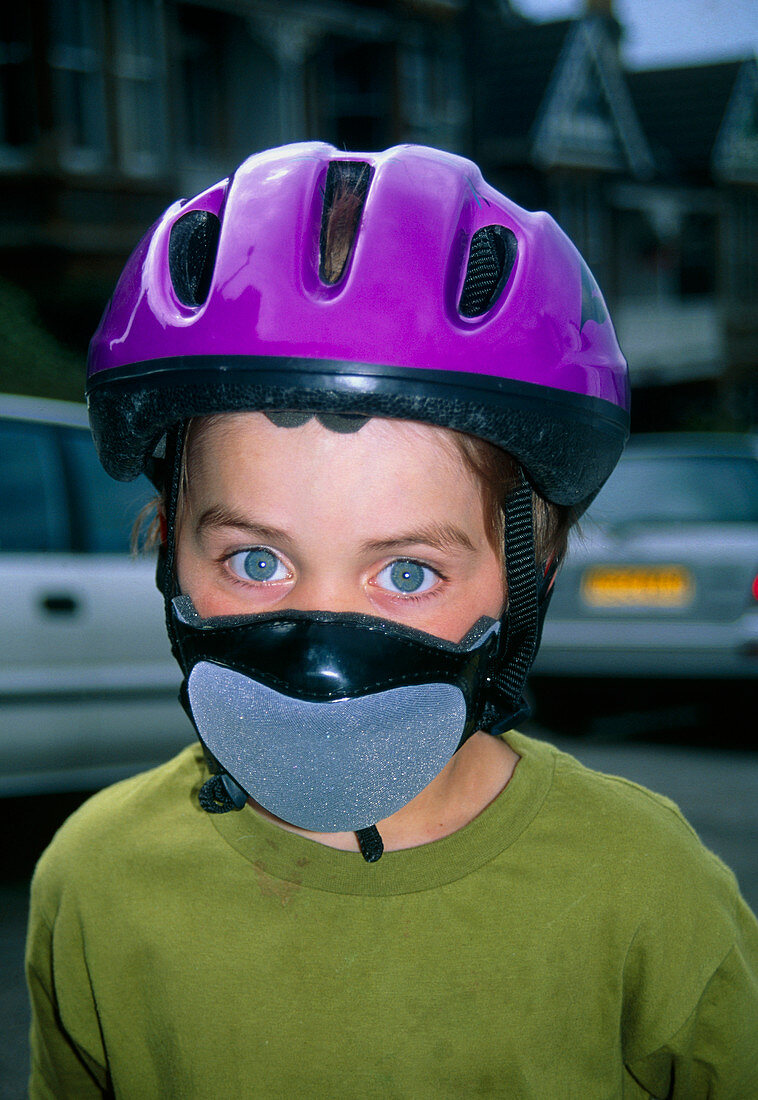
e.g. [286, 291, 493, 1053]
[0, 416, 74, 684]
[56, 422, 180, 692]
[0, 414, 192, 795]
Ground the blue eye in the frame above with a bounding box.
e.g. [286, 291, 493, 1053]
[228, 548, 288, 583]
[376, 560, 437, 596]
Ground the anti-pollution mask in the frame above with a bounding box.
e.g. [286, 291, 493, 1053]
[171, 595, 500, 834]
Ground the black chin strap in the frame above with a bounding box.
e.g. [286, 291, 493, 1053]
[156, 422, 187, 662]
[485, 471, 544, 733]
[501, 472, 540, 703]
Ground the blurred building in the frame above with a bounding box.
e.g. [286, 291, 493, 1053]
[0, 0, 756, 426]
[624, 58, 758, 428]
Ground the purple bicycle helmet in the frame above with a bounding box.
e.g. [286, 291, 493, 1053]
[85, 143, 630, 841]
[86, 141, 629, 513]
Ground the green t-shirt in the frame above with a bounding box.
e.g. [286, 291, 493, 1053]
[26, 730, 758, 1098]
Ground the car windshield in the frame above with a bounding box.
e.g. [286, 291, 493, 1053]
[588, 455, 758, 526]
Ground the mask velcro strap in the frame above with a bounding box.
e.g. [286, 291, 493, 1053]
[355, 825, 384, 862]
[157, 422, 188, 659]
[491, 471, 539, 716]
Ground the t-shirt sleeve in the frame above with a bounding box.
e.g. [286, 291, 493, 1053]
[25, 868, 111, 1099]
[624, 890, 758, 1098]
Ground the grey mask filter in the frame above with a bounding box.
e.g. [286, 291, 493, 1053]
[187, 667, 467, 831]
[172, 597, 500, 834]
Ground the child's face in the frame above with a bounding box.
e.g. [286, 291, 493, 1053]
[176, 412, 505, 643]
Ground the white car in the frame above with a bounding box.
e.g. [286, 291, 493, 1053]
[0, 394, 193, 796]
[533, 433, 758, 681]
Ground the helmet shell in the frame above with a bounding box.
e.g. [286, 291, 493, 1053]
[87, 142, 629, 509]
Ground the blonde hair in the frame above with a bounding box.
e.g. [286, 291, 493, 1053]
[449, 431, 574, 565]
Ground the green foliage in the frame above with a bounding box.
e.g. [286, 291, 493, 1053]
[0, 278, 84, 401]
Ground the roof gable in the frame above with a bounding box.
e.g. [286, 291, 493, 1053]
[532, 21, 653, 176]
[713, 58, 758, 184]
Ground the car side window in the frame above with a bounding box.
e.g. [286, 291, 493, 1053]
[59, 426, 156, 553]
[0, 419, 70, 551]
[591, 455, 758, 526]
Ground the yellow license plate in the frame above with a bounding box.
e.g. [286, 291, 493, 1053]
[581, 565, 694, 608]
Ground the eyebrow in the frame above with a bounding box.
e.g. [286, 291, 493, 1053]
[196, 508, 475, 554]
[360, 523, 475, 555]
[195, 507, 290, 545]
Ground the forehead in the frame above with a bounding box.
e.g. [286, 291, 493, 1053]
[184, 412, 488, 523]
[187, 412, 469, 479]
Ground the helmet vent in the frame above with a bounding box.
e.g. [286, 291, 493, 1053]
[169, 210, 221, 307]
[319, 161, 372, 285]
[459, 225, 517, 318]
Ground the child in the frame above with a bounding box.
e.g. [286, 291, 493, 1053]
[27, 143, 758, 1097]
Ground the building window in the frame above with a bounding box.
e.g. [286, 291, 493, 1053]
[726, 189, 758, 303]
[614, 208, 660, 299]
[679, 212, 716, 298]
[399, 34, 465, 150]
[176, 5, 236, 161]
[112, 0, 166, 175]
[311, 38, 395, 152]
[49, 0, 108, 170]
[553, 176, 609, 290]
[570, 64, 618, 158]
[0, 9, 37, 164]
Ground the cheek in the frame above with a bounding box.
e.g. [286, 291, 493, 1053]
[482, 569, 506, 620]
[473, 552, 507, 620]
[174, 534, 215, 613]
[173, 525, 192, 591]
[424, 556, 505, 644]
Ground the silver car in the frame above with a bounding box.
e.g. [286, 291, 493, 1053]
[533, 433, 758, 683]
[0, 394, 192, 796]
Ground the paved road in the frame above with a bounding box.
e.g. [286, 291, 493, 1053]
[1, 735, 757, 1100]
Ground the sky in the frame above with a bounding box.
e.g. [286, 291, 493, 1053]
[513, 0, 758, 68]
